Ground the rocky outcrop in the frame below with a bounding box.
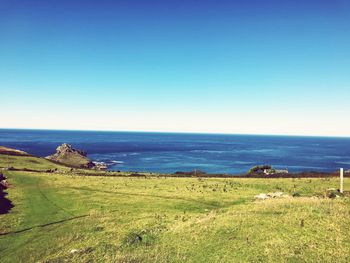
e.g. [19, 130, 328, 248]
[46, 143, 106, 170]
[248, 165, 288, 175]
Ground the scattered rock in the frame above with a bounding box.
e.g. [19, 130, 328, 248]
[92, 161, 108, 171]
[267, 192, 284, 198]
[81, 247, 94, 254]
[2, 167, 15, 171]
[292, 192, 301, 197]
[254, 192, 288, 200]
[70, 249, 79, 254]
[0, 179, 9, 189]
[254, 193, 269, 200]
[326, 188, 343, 198]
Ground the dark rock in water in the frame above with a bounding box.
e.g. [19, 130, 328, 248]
[45, 143, 106, 170]
[248, 165, 272, 175]
[92, 161, 108, 171]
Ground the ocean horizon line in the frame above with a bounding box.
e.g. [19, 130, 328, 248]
[0, 127, 349, 139]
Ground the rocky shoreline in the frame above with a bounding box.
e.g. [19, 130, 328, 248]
[1, 144, 349, 178]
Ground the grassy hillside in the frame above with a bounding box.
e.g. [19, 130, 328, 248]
[0, 154, 158, 177]
[0, 153, 70, 171]
[1, 156, 350, 262]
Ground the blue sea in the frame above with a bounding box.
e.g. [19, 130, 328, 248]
[0, 129, 350, 174]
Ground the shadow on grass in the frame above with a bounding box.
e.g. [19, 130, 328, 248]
[0, 172, 14, 215]
[0, 190, 14, 215]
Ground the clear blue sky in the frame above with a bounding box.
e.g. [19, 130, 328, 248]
[1, 0, 349, 136]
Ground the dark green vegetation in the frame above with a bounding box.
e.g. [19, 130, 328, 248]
[0, 172, 13, 215]
[1, 154, 350, 262]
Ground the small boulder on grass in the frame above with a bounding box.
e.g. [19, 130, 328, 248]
[292, 192, 301, 197]
[254, 193, 269, 200]
[0, 180, 9, 189]
[326, 188, 343, 199]
[254, 192, 288, 200]
[267, 192, 284, 198]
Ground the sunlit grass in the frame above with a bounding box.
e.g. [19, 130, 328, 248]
[1, 155, 349, 262]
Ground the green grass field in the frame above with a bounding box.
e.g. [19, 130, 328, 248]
[1, 155, 350, 262]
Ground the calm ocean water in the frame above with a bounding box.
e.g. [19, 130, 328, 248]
[0, 129, 350, 174]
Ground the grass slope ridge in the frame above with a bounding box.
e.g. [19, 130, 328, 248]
[0, 146, 31, 156]
[0, 150, 70, 172]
